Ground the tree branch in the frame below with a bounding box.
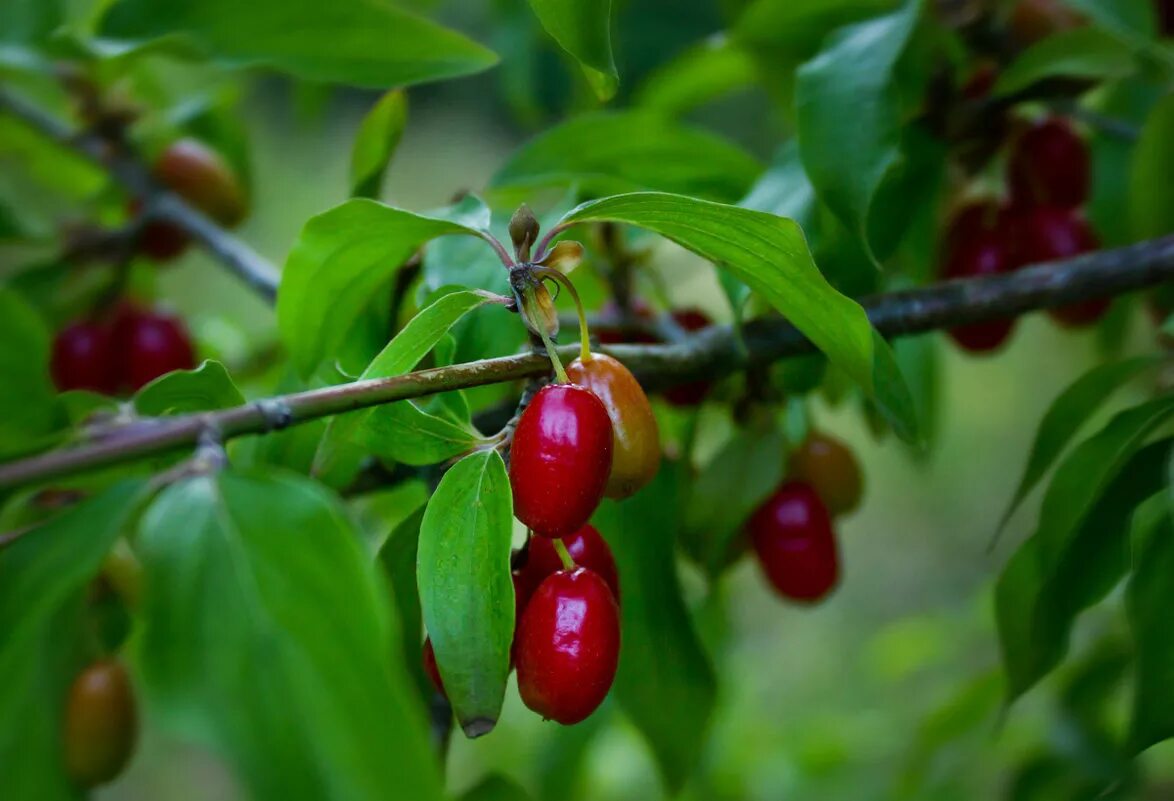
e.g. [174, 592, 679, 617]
[0, 235, 1170, 490]
[0, 87, 280, 301]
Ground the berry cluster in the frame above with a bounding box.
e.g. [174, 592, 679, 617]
[941, 117, 1107, 354]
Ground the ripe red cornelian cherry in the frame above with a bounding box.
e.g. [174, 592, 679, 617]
[63, 659, 138, 788]
[51, 321, 118, 394]
[1007, 118, 1089, 209]
[112, 306, 197, 390]
[941, 228, 1017, 353]
[1016, 206, 1109, 327]
[748, 482, 840, 603]
[510, 383, 613, 538]
[127, 198, 190, 262]
[515, 567, 621, 725]
[515, 524, 620, 604]
[663, 308, 713, 406]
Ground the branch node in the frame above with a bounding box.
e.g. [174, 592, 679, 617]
[254, 399, 294, 431]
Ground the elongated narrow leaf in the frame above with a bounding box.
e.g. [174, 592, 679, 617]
[99, 0, 497, 88]
[351, 89, 408, 199]
[137, 471, 442, 801]
[1061, 0, 1157, 41]
[633, 37, 758, 116]
[0, 288, 60, 456]
[313, 289, 498, 477]
[1127, 507, 1174, 752]
[556, 192, 919, 441]
[732, 0, 896, 54]
[491, 112, 762, 203]
[527, 0, 617, 99]
[1130, 92, 1174, 240]
[0, 481, 146, 800]
[133, 360, 245, 416]
[795, 0, 922, 260]
[996, 357, 1159, 534]
[278, 199, 488, 377]
[417, 450, 513, 737]
[993, 28, 1136, 97]
[379, 507, 430, 698]
[594, 462, 717, 791]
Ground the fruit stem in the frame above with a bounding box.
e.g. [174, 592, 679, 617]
[537, 327, 570, 384]
[534, 267, 592, 363]
[553, 538, 576, 571]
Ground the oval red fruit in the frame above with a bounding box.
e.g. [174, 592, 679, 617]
[112, 306, 197, 391]
[510, 384, 613, 538]
[1007, 118, 1089, 209]
[748, 482, 840, 603]
[1016, 206, 1109, 327]
[515, 524, 620, 604]
[51, 321, 118, 394]
[942, 229, 1017, 353]
[515, 568, 621, 725]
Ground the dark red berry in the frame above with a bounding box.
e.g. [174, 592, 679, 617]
[515, 568, 621, 725]
[516, 525, 620, 604]
[748, 482, 840, 603]
[942, 230, 1017, 353]
[509, 384, 613, 538]
[595, 299, 657, 345]
[1016, 206, 1109, 327]
[51, 321, 118, 394]
[112, 306, 197, 391]
[1007, 118, 1090, 209]
[663, 308, 712, 406]
[63, 660, 138, 788]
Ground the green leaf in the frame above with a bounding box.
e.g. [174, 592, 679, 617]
[0, 288, 59, 456]
[278, 199, 488, 377]
[350, 89, 408, 199]
[378, 506, 430, 698]
[1130, 92, 1174, 240]
[98, 0, 497, 88]
[594, 462, 717, 792]
[0, 0, 63, 45]
[739, 140, 818, 231]
[313, 289, 497, 477]
[996, 400, 1174, 702]
[1127, 506, 1174, 753]
[132, 359, 246, 416]
[634, 37, 758, 116]
[556, 192, 919, 441]
[993, 28, 1136, 97]
[732, 0, 897, 55]
[137, 470, 443, 801]
[417, 449, 514, 737]
[1060, 0, 1157, 41]
[460, 774, 536, 801]
[795, 0, 922, 261]
[490, 112, 762, 204]
[0, 481, 146, 801]
[526, 0, 617, 99]
[996, 357, 1160, 535]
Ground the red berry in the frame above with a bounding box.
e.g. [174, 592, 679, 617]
[596, 299, 657, 345]
[112, 306, 197, 391]
[942, 230, 1017, 353]
[515, 525, 620, 604]
[1016, 206, 1109, 327]
[515, 568, 621, 725]
[63, 660, 138, 788]
[663, 308, 712, 406]
[51, 321, 118, 394]
[509, 384, 613, 538]
[748, 482, 840, 603]
[128, 199, 190, 262]
[422, 638, 445, 698]
[1007, 118, 1090, 209]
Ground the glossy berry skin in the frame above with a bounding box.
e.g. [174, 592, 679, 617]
[510, 384, 613, 538]
[1016, 207, 1109, 327]
[941, 230, 1018, 353]
[516, 524, 620, 605]
[748, 482, 839, 603]
[515, 568, 621, 725]
[63, 660, 137, 788]
[112, 306, 197, 391]
[566, 354, 660, 499]
[788, 432, 863, 517]
[154, 138, 247, 228]
[1008, 119, 1089, 209]
[51, 321, 118, 394]
[663, 308, 712, 406]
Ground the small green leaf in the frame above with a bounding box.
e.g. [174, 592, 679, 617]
[993, 28, 1136, 97]
[634, 37, 758, 116]
[1130, 92, 1174, 240]
[137, 470, 443, 801]
[98, 0, 498, 88]
[594, 462, 717, 792]
[417, 449, 513, 737]
[133, 360, 246, 416]
[996, 357, 1160, 535]
[1127, 505, 1174, 753]
[526, 0, 617, 99]
[0, 288, 60, 456]
[795, 0, 923, 261]
[491, 112, 762, 204]
[0, 481, 147, 800]
[732, 0, 896, 55]
[313, 289, 498, 477]
[379, 507, 429, 698]
[278, 199, 488, 377]
[556, 192, 919, 441]
[350, 89, 408, 199]
[460, 774, 536, 801]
